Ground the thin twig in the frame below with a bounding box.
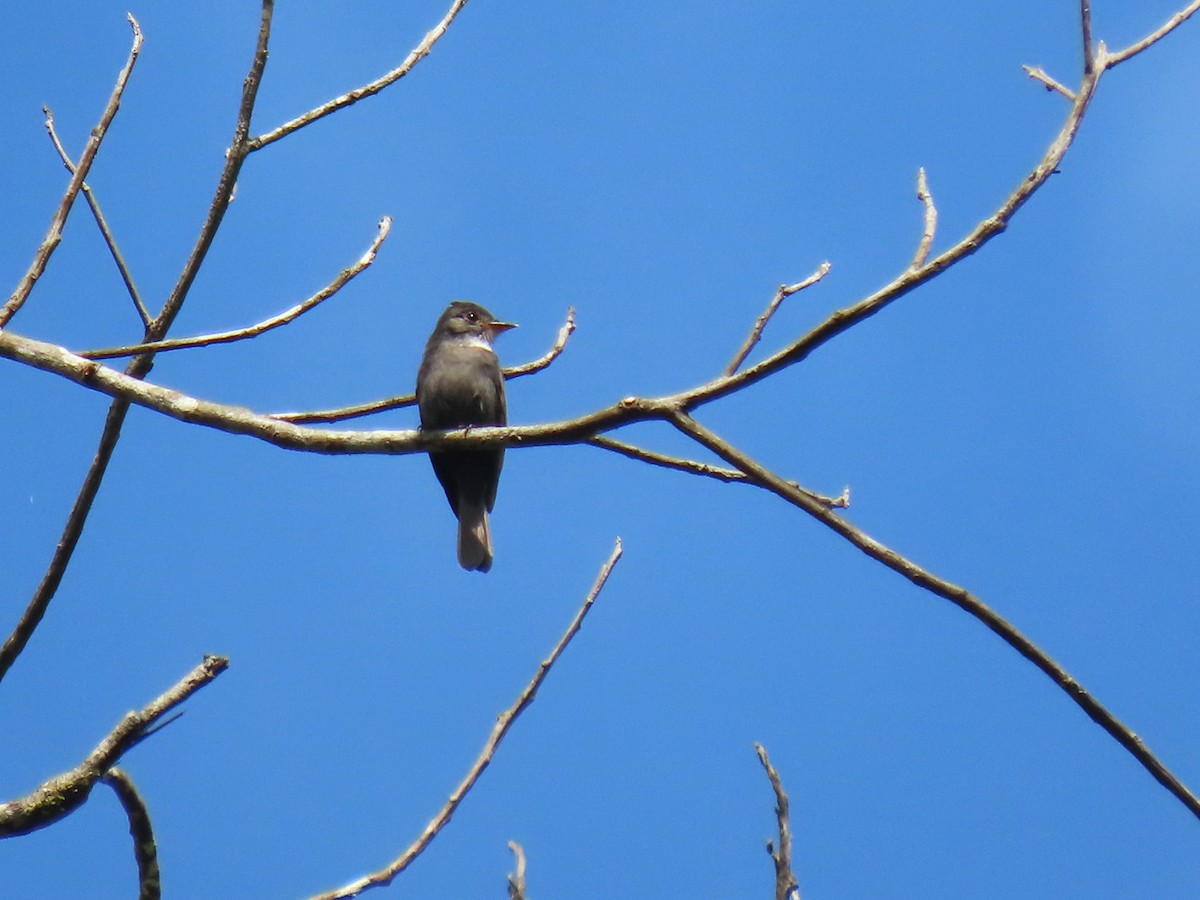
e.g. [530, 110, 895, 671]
[0, 14, 142, 328]
[43, 106, 152, 326]
[246, 0, 472, 153]
[103, 768, 161, 900]
[506, 841, 527, 900]
[1021, 66, 1077, 100]
[80, 217, 393, 360]
[755, 744, 800, 900]
[588, 435, 850, 509]
[1080, 0, 1095, 72]
[271, 307, 575, 424]
[1105, 0, 1200, 67]
[0, 656, 229, 838]
[725, 263, 831, 376]
[666, 411, 1200, 820]
[309, 540, 623, 900]
[910, 168, 937, 270]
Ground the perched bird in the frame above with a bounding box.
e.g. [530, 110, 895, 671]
[416, 301, 516, 572]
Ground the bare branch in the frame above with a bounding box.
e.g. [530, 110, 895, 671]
[755, 744, 800, 900]
[910, 168, 937, 270]
[725, 263, 831, 376]
[103, 768, 161, 900]
[588, 435, 849, 509]
[1021, 65, 1076, 100]
[1106, 0, 1200, 68]
[309, 540, 623, 900]
[80, 217, 393, 360]
[1080, 0, 1095, 73]
[0, 656, 229, 838]
[503, 307, 577, 379]
[0, 2, 274, 683]
[270, 307, 575, 425]
[44, 106, 152, 326]
[0, 14, 143, 328]
[246, 0, 472, 153]
[666, 411, 1200, 820]
[506, 841, 527, 900]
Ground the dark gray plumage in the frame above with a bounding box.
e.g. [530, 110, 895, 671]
[416, 301, 515, 572]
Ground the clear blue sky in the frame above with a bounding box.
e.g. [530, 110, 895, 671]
[3, 2, 1199, 897]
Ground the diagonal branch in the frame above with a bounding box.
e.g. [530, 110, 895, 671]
[103, 768, 161, 900]
[44, 106, 152, 327]
[666, 410, 1200, 820]
[1105, 0, 1200, 67]
[245, 0, 472, 153]
[1022, 65, 1076, 100]
[0, 14, 143, 328]
[0, 2, 274, 684]
[309, 539, 623, 900]
[725, 263, 831, 376]
[80, 217, 393, 360]
[588, 435, 849, 509]
[0, 656, 228, 838]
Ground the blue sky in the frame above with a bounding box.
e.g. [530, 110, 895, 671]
[2, 2, 1199, 897]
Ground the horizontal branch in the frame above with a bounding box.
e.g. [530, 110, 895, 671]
[271, 307, 575, 425]
[0, 656, 228, 838]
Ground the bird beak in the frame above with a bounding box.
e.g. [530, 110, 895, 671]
[487, 321, 517, 335]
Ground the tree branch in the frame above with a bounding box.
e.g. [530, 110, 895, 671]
[910, 167, 937, 270]
[79, 217, 392, 360]
[506, 841, 528, 900]
[725, 263, 831, 376]
[1021, 65, 1076, 100]
[270, 307, 575, 425]
[0, 656, 228, 838]
[1105, 0, 1200, 67]
[43, 105, 152, 327]
[755, 743, 800, 900]
[666, 411, 1200, 820]
[245, 0, 472, 153]
[103, 768, 161, 900]
[0, 1, 274, 683]
[309, 539, 623, 900]
[0, 14, 143, 328]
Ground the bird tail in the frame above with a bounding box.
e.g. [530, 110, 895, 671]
[457, 496, 493, 573]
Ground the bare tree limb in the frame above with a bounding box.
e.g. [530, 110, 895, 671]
[79, 217, 393, 360]
[755, 744, 800, 900]
[910, 168, 937, 270]
[1105, 0, 1200, 67]
[725, 263, 831, 376]
[309, 539, 624, 900]
[0, 14, 143, 328]
[44, 106, 152, 327]
[245, 0, 472, 153]
[0, 656, 228, 838]
[666, 411, 1200, 820]
[1022, 65, 1076, 100]
[506, 841, 527, 900]
[0, 1, 274, 683]
[103, 768, 161, 900]
[588, 435, 850, 509]
[270, 307, 575, 425]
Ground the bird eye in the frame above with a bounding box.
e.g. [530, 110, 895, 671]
[466, 310, 477, 322]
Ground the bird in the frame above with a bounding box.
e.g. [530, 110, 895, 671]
[416, 301, 516, 572]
